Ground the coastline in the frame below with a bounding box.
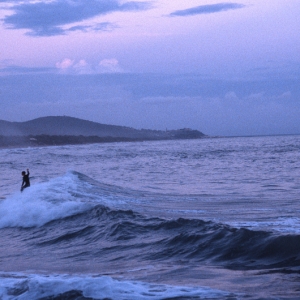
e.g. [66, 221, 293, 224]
[0, 132, 207, 149]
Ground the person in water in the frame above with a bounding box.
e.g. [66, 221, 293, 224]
[21, 169, 30, 192]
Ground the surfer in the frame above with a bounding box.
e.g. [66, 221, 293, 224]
[21, 169, 30, 192]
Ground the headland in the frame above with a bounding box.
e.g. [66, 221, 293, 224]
[0, 116, 206, 148]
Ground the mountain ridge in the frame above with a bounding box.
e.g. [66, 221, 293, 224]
[0, 116, 206, 147]
[0, 116, 147, 137]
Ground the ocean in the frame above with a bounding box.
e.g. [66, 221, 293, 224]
[0, 135, 299, 299]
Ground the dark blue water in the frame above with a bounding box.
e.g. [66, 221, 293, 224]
[0, 136, 299, 299]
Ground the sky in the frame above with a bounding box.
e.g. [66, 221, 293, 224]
[0, 0, 300, 136]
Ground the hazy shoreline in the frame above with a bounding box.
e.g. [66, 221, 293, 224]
[0, 133, 207, 149]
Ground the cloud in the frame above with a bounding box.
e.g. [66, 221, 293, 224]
[55, 58, 123, 74]
[98, 58, 123, 73]
[55, 58, 75, 70]
[68, 22, 117, 33]
[3, 0, 152, 36]
[56, 58, 93, 74]
[169, 3, 245, 17]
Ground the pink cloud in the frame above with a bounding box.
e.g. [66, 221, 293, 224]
[55, 58, 74, 70]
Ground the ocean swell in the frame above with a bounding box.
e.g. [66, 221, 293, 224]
[1, 171, 299, 274]
[27, 205, 300, 272]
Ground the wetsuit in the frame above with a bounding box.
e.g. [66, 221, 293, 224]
[21, 170, 30, 191]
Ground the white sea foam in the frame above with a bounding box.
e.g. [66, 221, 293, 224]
[0, 273, 230, 300]
[0, 172, 94, 228]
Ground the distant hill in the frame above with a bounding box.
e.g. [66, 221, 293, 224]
[0, 116, 206, 147]
[0, 116, 148, 138]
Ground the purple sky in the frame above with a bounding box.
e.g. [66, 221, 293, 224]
[0, 0, 299, 136]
